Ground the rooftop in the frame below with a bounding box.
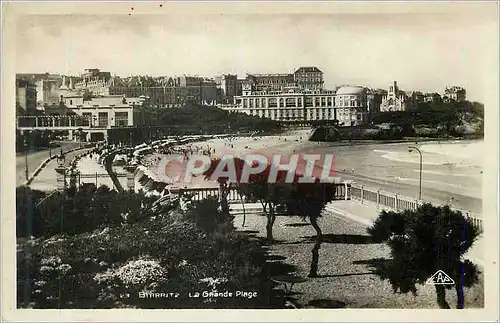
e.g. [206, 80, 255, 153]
[295, 67, 322, 73]
[336, 86, 366, 95]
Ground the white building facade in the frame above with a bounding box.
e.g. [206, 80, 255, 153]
[218, 85, 370, 126]
[335, 86, 369, 126]
[380, 81, 407, 112]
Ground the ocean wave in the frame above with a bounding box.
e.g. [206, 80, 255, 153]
[414, 169, 481, 178]
[394, 176, 478, 188]
[373, 148, 480, 168]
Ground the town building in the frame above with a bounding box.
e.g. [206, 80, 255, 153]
[335, 86, 369, 126]
[379, 81, 407, 112]
[201, 78, 218, 105]
[61, 69, 219, 107]
[444, 86, 466, 102]
[366, 88, 384, 114]
[294, 67, 324, 90]
[404, 91, 425, 109]
[424, 93, 443, 104]
[242, 66, 324, 93]
[245, 73, 295, 92]
[218, 83, 372, 125]
[16, 79, 37, 114]
[37, 78, 63, 107]
[221, 88, 336, 122]
[73, 68, 113, 96]
[45, 95, 151, 142]
[16, 73, 63, 108]
[214, 74, 240, 103]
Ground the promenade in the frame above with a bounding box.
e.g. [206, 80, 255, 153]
[324, 200, 484, 267]
[28, 147, 95, 192]
[16, 142, 81, 187]
[230, 200, 483, 268]
[230, 201, 484, 308]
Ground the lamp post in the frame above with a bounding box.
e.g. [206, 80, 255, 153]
[24, 139, 29, 181]
[77, 127, 83, 148]
[408, 146, 422, 200]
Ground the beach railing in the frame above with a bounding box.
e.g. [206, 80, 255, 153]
[178, 183, 349, 204]
[349, 183, 483, 232]
[64, 172, 127, 191]
[179, 187, 242, 203]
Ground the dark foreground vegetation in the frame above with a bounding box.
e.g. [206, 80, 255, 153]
[16, 172, 481, 309]
[16, 185, 289, 309]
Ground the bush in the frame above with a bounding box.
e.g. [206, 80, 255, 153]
[366, 203, 481, 309]
[16, 184, 159, 238]
[17, 192, 276, 309]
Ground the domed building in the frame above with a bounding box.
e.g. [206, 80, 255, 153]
[335, 86, 369, 126]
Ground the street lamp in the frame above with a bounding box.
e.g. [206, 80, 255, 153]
[57, 152, 66, 167]
[408, 146, 422, 200]
[24, 139, 29, 181]
[77, 127, 83, 148]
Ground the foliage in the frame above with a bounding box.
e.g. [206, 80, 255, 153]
[16, 130, 51, 152]
[16, 184, 158, 238]
[366, 203, 481, 308]
[371, 100, 484, 137]
[17, 195, 275, 309]
[183, 196, 234, 233]
[158, 105, 281, 135]
[203, 157, 333, 241]
[309, 124, 407, 142]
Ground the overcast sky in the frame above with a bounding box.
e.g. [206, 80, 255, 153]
[15, 9, 498, 102]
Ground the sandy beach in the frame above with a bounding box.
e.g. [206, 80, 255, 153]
[136, 130, 482, 213]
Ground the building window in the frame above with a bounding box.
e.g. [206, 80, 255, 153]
[115, 112, 128, 127]
[305, 97, 313, 107]
[98, 112, 108, 127]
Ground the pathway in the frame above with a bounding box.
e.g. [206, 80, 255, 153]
[16, 141, 81, 187]
[231, 202, 484, 308]
[324, 200, 484, 267]
[28, 147, 94, 192]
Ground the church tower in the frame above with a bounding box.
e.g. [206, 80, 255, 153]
[388, 81, 398, 98]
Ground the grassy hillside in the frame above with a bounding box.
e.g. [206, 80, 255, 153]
[155, 105, 281, 134]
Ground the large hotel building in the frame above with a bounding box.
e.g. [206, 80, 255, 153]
[217, 66, 376, 126]
[219, 86, 373, 126]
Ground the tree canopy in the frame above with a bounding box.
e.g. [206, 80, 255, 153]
[366, 203, 481, 309]
[155, 105, 281, 134]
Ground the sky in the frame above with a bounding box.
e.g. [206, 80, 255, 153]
[15, 8, 498, 102]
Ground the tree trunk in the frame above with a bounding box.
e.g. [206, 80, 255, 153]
[435, 285, 450, 309]
[238, 190, 246, 227]
[266, 205, 276, 241]
[219, 187, 230, 214]
[308, 217, 323, 277]
[455, 278, 464, 309]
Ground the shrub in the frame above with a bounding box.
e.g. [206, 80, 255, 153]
[16, 184, 159, 238]
[366, 203, 481, 309]
[17, 195, 276, 309]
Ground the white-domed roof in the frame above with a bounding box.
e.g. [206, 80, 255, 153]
[336, 86, 366, 95]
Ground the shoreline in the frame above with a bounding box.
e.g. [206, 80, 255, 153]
[307, 136, 484, 147]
